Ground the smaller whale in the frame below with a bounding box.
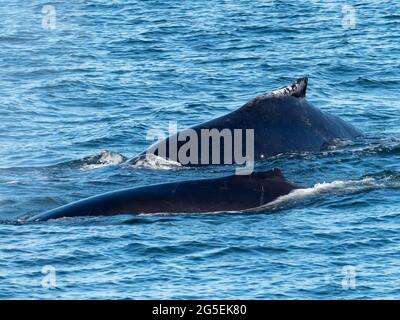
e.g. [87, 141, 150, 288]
[28, 168, 300, 221]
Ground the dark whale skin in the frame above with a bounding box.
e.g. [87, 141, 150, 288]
[28, 169, 300, 221]
[132, 77, 361, 165]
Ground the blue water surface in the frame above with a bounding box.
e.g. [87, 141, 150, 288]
[0, 0, 399, 299]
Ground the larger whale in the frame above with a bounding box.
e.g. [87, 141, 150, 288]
[28, 169, 300, 221]
[130, 77, 361, 167]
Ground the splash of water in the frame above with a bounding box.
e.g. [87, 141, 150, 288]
[248, 177, 380, 212]
[127, 154, 182, 171]
[80, 150, 127, 171]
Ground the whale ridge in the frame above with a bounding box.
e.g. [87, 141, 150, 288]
[257, 76, 308, 101]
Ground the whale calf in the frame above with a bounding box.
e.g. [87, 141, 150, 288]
[28, 169, 300, 221]
[131, 77, 361, 166]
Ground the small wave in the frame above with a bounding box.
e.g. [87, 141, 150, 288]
[319, 137, 400, 158]
[361, 143, 400, 156]
[332, 140, 400, 157]
[322, 139, 355, 150]
[262, 137, 400, 160]
[127, 154, 182, 171]
[80, 150, 127, 171]
[1, 180, 19, 185]
[339, 77, 400, 88]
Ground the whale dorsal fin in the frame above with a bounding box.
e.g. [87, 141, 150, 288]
[272, 76, 308, 98]
[260, 77, 308, 99]
[240, 77, 309, 111]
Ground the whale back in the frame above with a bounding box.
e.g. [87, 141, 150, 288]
[29, 169, 301, 221]
[193, 78, 361, 159]
[132, 77, 362, 165]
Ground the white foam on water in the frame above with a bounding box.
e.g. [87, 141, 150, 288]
[324, 139, 355, 150]
[2, 180, 19, 185]
[248, 177, 380, 212]
[80, 150, 126, 171]
[129, 154, 182, 171]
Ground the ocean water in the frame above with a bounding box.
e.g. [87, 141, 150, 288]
[0, 0, 399, 299]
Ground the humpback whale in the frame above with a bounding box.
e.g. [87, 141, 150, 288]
[28, 169, 300, 221]
[130, 77, 361, 167]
